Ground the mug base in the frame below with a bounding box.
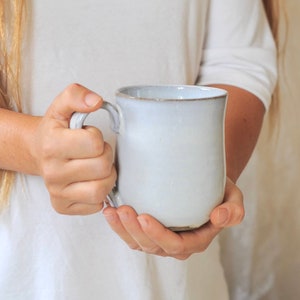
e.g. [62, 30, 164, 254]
[168, 225, 200, 232]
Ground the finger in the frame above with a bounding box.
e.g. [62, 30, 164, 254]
[45, 83, 103, 126]
[64, 169, 117, 202]
[64, 126, 106, 159]
[103, 206, 142, 250]
[50, 169, 117, 211]
[137, 215, 221, 258]
[62, 202, 104, 215]
[210, 178, 245, 227]
[44, 153, 115, 189]
[63, 145, 114, 182]
[116, 206, 165, 255]
[41, 126, 106, 161]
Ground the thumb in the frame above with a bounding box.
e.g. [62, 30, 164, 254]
[210, 178, 245, 228]
[45, 83, 103, 126]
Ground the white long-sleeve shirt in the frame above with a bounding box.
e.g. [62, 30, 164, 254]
[0, 1, 276, 299]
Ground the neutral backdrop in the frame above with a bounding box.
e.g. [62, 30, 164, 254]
[219, 1, 300, 299]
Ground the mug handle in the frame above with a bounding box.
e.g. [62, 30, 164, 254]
[69, 101, 121, 207]
[69, 101, 121, 133]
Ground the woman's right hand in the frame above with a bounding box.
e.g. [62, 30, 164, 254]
[32, 84, 117, 215]
[103, 177, 244, 260]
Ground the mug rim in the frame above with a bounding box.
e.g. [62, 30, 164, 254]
[116, 84, 227, 102]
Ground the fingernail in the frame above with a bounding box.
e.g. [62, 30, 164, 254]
[217, 208, 229, 226]
[85, 93, 101, 107]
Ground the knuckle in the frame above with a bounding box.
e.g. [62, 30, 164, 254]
[236, 189, 244, 202]
[235, 205, 245, 224]
[166, 244, 186, 256]
[63, 83, 81, 98]
[142, 246, 160, 254]
[104, 142, 113, 154]
[86, 126, 104, 140]
[42, 164, 59, 184]
[50, 198, 67, 215]
[173, 254, 191, 260]
[48, 186, 65, 202]
[98, 172, 116, 198]
[58, 83, 87, 109]
[87, 131, 104, 155]
[128, 243, 140, 251]
[74, 203, 103, 215]
[88, 183, 107, 204]
[98, 157, 113, 177]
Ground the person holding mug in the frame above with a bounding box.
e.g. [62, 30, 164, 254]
[0, 1, 278, 299]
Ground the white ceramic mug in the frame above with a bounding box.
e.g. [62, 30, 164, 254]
[70, 85, 227, 231]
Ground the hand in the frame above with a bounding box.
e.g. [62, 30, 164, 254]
[32, 84, 117, 215]
[103, 178, 244, 260]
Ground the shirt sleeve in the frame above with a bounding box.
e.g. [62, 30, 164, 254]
[197, 0, 277, 110]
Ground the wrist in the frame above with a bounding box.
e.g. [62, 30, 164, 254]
[0, 109, 42, 175]
[26, 115, 43, 175]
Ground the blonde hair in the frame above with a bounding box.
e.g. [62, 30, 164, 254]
[0, 0, 25, 209]
[262, 0, 287, 137]
[263, 0, 280, 44]
[0, 1, 281, 209]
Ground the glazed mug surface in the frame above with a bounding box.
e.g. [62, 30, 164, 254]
[70, 85, 227, 231]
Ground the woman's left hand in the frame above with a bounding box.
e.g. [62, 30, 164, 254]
[103, 177, 244, 260]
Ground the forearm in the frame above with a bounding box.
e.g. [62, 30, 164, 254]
[0, 108, 41, 175]
[210, 84, 265, 183]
